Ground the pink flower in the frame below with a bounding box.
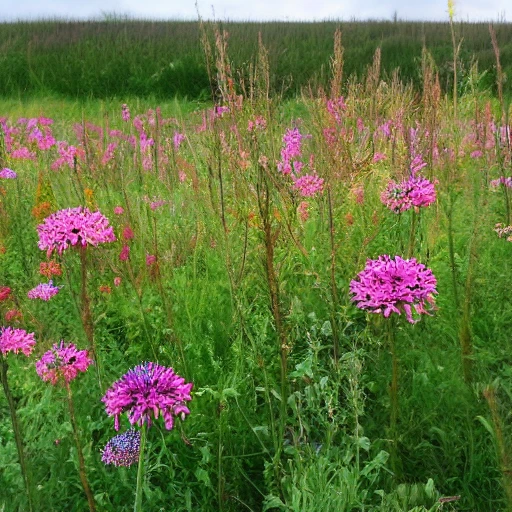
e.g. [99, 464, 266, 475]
[0, 286, 11, 301]
[119, 245, 130, 261]
[297, 201, 310, 222]
[350, 255, 437, 323]
[121, 104, 130, 122]
[5, 309, 23, 323]
[114, 206, 124, 215]
[173, 132, 186, 150]
[122, 226, 134, 241]
[102, 362, 193, 430]
[292, 174, 324, 197]
[0, 327, 36, 356]
[0, 168, 17, 179]
[27, 281, 61, 301]
[381, 176, 436, 213]
[373, 152, 386, 163]
[36, 341, 92, 385]
[146, 254, 156, 266]
[113, 277, 122, 287]
[37, 207, 116, 257]
[470, 150, 483, 159]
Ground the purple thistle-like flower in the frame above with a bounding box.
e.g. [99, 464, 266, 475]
[27, 280, 61, 301]
[0, 168, 17, 179]
[350, 255, 437, 323]
[36, 341, 92, 385]
[381, 176, 436, 214]
[101, 429, 140, 467]
[102, 362, 193, 431]
[0, 327, 36, 356]
[37, 207, 116, 257]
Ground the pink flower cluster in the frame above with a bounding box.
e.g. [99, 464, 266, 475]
[381, 176, 436, 213]
[490, 176, 512, 189]
[293, 174, 324, 197]
[101, 429, 140, 467]
[0, 168, 17, 179]
[494, 223, 512, 241]
[0, 327, 36, 356]
[37, 207, 116, 256]
[102, 362, 193, 431]
[36, 341, 92, 385]
[27, 281, 61, 301]
[350, 255, 437, 323]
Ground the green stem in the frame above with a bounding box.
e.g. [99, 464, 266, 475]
[134, 424, 147, 512]
[387, 318, 400, 478]
[66, 383, 96, 512]
[0, 354, 33, 512]
[407, 209, 418, 259]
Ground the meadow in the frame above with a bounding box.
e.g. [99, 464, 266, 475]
[1, 19, 512, 512]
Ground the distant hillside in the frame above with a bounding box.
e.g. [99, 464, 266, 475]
[0, 19, 510, 99]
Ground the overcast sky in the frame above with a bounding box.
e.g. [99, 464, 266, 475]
[1, 0, 508, 22]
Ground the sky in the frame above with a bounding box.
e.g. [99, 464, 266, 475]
[1, 0, 508, 22]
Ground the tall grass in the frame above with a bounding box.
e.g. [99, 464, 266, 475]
[0, 19, 511, 99]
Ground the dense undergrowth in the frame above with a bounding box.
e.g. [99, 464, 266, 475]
[1, 25, 512, 512]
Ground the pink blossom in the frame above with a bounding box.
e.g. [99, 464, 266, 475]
[373, 152, 386, 163]
[114, 206, 124, 215]
[292, 174, 324, 197]
[102, 362, 193, 430]
[350, 255, 437, 323]
[36, 341, 92, 385]
[0, 168, 17, 179]
[119, 245, 130, 261]
[114, 277, 122, 287]
[0, 327, 36, 356]
[37, 207, 116, 257]
[27, 281, 61, 301]
[381, 176, 436, 213]
[122, 104, 130, 122]
[146, 254, 156, 266]
[173, 132, 186, 150]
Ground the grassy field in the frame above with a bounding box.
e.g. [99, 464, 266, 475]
[0, 18, 511, 99]
[1, 20, 512, 512]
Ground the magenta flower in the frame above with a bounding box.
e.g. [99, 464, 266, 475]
[113, 206, 124, 215]
[350, 255, 437, 323]
[490, 176, 512, 189]
[121, 104, 130, 122]
[381, 176, 436, 213]
[0, 327, 36, 356]
[37, 207, 116, 257]
[101, 429, 140, 467]
[36, 341, 92, 385]
[0, 168, 17, 179]
[145, 254, 156, 267]
[27, 281, 61, 301]
[293, 174, 324, 197]
[102, 362, 193, 431]
[173, 132, 186, 150]
[119, 244, 130, 261]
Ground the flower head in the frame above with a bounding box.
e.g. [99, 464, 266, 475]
[27, 281, 61, 301]
[0, 168, 17, 179]
[101, 429, 140, 467]
[350, 255, 437, 323]
[381, 176, 436, 213]
[36, 341, 92, 385]
[0, 286, 11, 302]
[37, 207, 116, 257]
[0, 327, 36, 356]
[102, 362, 193, 430]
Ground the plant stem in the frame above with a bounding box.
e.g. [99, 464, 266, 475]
[134, 424, 147, 512]
[387, 318, 400, 478]
[407, 208, 418, 259]
[66, 383, 96, 512]
[0, 354, 33, 512]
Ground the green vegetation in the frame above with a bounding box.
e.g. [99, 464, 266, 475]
[0, 18, 511, 99]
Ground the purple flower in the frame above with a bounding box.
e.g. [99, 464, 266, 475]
[0, 168, 17, 179]
[381, 176, 436, 213]
[102, 362, 193, 431]
[27, 281, 60, 301]
[0, 327, 36, 356]
[350, 255, 437, 323]
[121, 104, 130, 122]
[292, 174, 324, 197]
[37, 207, 116, 257]
[490, 176, 512, 189]
[101, 429, 140, 467]
[36, 341, 92, 385]
[173, 132, 186, 150]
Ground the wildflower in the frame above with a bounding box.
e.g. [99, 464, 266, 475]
[150, 200, 166, 211]
[373, 152, 386, 163]
[381, 176, 436, 213]
[122, 226, 134, 241]
[0, 327, 36, 356]
[101, 429, 141, 467]
[297, 201, 310, 223]
[0, 286, 11, 301]
[121, 104, 130, 122]
[4, 309, 22, 323]
[39, 261, 62, 279]
[470, 150, 483, 159]
[173, 132, 186, 150]
[119, 245, 130, 261]
[114, 206, 124, 215]
[350, 255, 437, 323]
[0, 168, 17, 179]
[99, 285, 112, 294]
[27, 281, 61, 301]
[146, 254, 156, 267]
[37, 207, 116, 257]
[490, 177, 512, 189]
[293, 174, 324, 197]
[113, 277, 122, 287]
[494, 223, 512, 241]
[278, 127, 304, 175]
[102, 362, 193, 430]
[36, 341, 92, 385]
